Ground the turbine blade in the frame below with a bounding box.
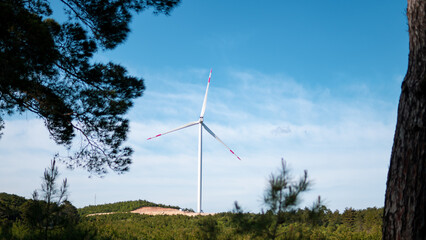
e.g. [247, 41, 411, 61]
[147, 121, 200, 140]
[202, 123, 241, 160]
[200, 69, 212, 118]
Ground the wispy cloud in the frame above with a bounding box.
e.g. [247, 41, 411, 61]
[127, 68, 396, 212]
[0, 68, 397, 212]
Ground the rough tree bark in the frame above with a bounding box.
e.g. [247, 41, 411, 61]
[383, 0, 426, 239]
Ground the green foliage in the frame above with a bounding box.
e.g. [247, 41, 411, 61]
[1, 192, 383, 240]
[36, 159, 68, 205]
[0, 161, 87, 240]
[74, 208, 383, 240]
[223, 159, 382, 240]
[196, 215, 220, 240]
[80, 213, 200, 240]
[0, 192, 86, 240]
[10, 220, 34, 240]
[0, 193, 27, 221]
[235, 158, 316, 239]
[263, 159, 310, 215]
[0, 158, 383, 239]
[32, 159, 71, 240]
[68, 159, 382, 240]
[78, 199, 180, 216]
[0, 0, 180, 175]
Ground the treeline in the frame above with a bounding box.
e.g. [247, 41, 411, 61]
[227, 206, 383, 239]
[78, 207, 383, 240]
[1, 159, 382, 239]
[1, 192, 383, 240]
[78, 199, 181, 216]
[0, 192, 85, 239]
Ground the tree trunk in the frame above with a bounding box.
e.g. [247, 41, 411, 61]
[383, 0, 426, 239]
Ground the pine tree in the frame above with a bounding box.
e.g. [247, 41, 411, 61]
[0, 0, 180, 174]
[383, 1, 426, 238]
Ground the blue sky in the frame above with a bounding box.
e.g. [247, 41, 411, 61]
[0, 0, 408, 213]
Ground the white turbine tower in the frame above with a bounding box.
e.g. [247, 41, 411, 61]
[147, 69, 241, 213]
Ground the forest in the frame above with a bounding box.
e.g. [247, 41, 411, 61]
[78, 200, 182, 216]
[0, 159, 383, 239]
[1, 192, 382, 240]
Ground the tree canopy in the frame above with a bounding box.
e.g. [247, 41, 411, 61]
[0, 0, 181, 174]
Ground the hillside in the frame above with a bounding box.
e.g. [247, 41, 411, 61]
[78, 199, 184, 216]
[1, 192, 384, 239]
[0, 192, 27, 221]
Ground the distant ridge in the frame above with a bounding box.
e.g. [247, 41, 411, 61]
[131, 206, 211, 216]
[78, 200, 187, 216]
[86, 206, 211, 217]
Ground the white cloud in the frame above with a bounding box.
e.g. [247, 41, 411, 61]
[125, 68, 396, 212]
[0, 68, 396, 213]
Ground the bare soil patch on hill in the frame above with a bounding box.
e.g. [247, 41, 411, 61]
[87, 207, 213, 217]
[131, 207, 212, 216]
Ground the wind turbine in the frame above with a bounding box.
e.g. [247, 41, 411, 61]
[147, 69, 241, 213]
